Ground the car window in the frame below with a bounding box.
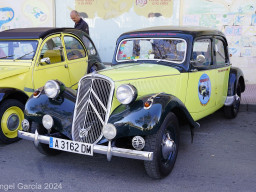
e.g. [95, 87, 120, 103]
[64, 36, 86, 60]
[192, 39, 212, 66]
[40, 37, 64, 64]
[82, 36, 96, 55]
[214, 39, 226, 66]
[0, 40, 38, 60]
[116, 38, 187, 64]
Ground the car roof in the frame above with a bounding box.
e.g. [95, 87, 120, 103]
[121, 26, 225, 38]
[0, 28, 87, 40]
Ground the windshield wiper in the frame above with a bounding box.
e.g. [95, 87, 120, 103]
[0, 55, 14, 59]
[13, 50, 35, 61]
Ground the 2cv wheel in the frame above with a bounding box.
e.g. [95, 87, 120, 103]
[31, 122, 61, 156]
[0, 99, 24, 144]
[144, 112, 179, 179]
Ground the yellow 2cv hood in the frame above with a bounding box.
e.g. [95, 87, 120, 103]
[0, 65, 30, 80]
[99, 63, 181, 82]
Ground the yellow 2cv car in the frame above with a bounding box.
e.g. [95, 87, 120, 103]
[0, 28, 104, 143]
[18, 26, 245, 179]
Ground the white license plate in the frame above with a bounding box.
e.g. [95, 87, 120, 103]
[49, 137, 93, 156]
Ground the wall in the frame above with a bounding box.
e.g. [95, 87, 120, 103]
[55, 0, 180, 62]
[0, 0, 255, 83]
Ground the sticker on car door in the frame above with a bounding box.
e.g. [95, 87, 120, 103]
[198, 74, 211, 105]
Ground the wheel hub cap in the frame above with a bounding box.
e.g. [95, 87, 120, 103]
[162, 132, 176, 160]
[7, 114, 20, 131]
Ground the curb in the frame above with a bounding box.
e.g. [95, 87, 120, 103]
[240, 104, 256, 112]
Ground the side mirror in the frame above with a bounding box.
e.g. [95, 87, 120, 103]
[40, 57, 50, 65]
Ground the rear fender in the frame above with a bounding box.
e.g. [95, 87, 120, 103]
[228, 67, 245, 96]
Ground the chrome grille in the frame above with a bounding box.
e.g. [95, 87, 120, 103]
[72, 74, 114, 144]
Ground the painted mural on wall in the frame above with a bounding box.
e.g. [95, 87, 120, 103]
[0, 0, 54, 31]
[182, 0, 256, 58]
[74, 0, 174, 19]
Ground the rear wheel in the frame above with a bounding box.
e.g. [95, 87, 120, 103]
[224, 83, 241, 119]
[144, 112, 179, 179]
[0, 99, 24, 144]
[31, 122, 61, 156]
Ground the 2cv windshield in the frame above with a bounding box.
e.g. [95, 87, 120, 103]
[0, 40, 38, 60]
[116, 38, 187, 64]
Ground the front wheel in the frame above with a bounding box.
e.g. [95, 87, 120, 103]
[0, 99, 24, 144]
[144, 112, 179, 179]
[31, 122, 61, 156]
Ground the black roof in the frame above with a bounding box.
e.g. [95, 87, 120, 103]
[121, 26, 226, 38]
[0, 28, 87, 40]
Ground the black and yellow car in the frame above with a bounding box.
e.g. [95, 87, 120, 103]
[18, 26, 245, 179]
[0, 27, 104, 143]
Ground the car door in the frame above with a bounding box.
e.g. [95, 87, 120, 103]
[63, 34, 88, 89]
[213, 37, 230, 108]
[185, 38, 217, 121]
[33, 35, 71, 90]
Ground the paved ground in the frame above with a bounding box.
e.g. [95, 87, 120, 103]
[0, 110, 255, 192]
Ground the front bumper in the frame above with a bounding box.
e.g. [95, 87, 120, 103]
[18, 130, 153, 161]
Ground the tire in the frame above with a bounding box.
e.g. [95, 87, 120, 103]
[144, 112, 180, 179]
[0, 99, 24, 144]
[224, 83, 241, 119]
[31, 122, 61, 156]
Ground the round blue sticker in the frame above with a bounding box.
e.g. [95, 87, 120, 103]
[198, 74, 211, 105]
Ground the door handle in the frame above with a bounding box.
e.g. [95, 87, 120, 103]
[64, 64, 68, 68]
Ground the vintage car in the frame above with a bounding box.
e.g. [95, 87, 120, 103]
[0, 27, 104, 143]
[18, 26, 245, 179]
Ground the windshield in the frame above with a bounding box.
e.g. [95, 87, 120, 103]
[116, 38, 187, 64]
[0, 40, 38, 60]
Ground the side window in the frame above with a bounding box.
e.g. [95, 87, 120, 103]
[41, 36, 64, 64]
[82, 36, 96, 55]
[214, 39, 227, 66]
[192, 39, 212, 66]
[64, 36, 86, 60]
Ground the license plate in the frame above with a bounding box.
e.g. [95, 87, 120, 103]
[49, 137, 93, 156]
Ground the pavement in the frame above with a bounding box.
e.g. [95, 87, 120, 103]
[240, 84, 256, 112]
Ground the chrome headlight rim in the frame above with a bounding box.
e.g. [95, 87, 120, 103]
[44, 80, 60, 99]
[116, 84, 137, 105]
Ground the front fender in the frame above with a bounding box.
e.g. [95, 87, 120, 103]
[25, 88, 76, 139]
[108, 93, 198, 139]
[228, 67, 245, 96]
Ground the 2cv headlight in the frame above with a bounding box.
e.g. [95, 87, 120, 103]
[116, 84, 137, 104]
[44, 80, 60, 99]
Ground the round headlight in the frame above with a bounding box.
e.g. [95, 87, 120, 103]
[102, 123, 117, 140]
[42, 114, 54, 130]
[116, 84, 137, 104]
[44, 80, 60, 98]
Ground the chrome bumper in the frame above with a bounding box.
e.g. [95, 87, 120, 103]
[18, 130, 153, 161]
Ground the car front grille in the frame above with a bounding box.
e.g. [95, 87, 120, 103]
[72, 73, 114, 144]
